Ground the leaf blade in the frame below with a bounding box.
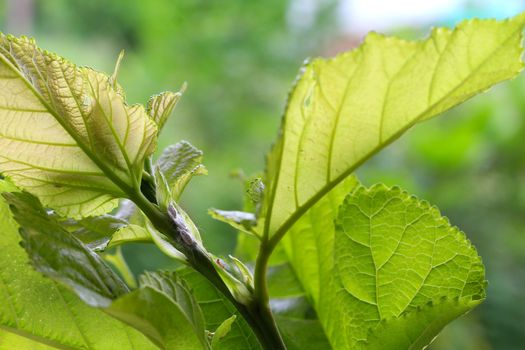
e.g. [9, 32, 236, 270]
[0, 180, 157, 350]
[0, 35, 157, 218]
[178, 268, 262, 350]
[3, 191, 130, 307]
[264, 14, 525, 238]
[283, 183, 486, 349]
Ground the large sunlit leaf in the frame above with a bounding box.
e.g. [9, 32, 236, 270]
[0, 35, 157, 218]
[0, 180, 157, 349]
[283, 183, 486, 349]
[263, 14, 525, 238]
[281, 176, 359, 304]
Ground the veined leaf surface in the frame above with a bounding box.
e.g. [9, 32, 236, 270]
[4, 191, 130, 307]
[0, 35, 157, 218]
[283, 183, 486, 349]
[0, 180, 157, 350]
[147, 88, 184, 131]
[157, 141, 207, 200]
[263, 14, 525, 238]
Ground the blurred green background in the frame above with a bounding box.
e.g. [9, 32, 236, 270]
[1, 0, 524, 349]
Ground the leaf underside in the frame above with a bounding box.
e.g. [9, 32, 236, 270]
[0, 35, 157, 218]
[263, 13, 525, 239]
[157, 141, 207, 200]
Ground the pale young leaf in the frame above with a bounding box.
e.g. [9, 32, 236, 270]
[0, 35, 157, 218]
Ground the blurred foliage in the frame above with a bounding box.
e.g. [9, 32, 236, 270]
[0, 0, 524, 349]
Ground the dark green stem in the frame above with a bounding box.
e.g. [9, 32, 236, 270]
[129, 191, 286, 350]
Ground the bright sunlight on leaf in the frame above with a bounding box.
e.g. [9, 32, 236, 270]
[262, 13, 525, 240]
[0, 35, 157, 218]
[1, 10, 524, 350]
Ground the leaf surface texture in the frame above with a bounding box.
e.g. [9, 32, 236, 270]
[0, 36, 157, 218]
[263, 14, 525, 238]
[0, 180, 156, 350]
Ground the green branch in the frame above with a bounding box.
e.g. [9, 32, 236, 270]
[129, 190, 286, 350]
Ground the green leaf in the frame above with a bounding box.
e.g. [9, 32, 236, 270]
[211, 315, 237, 347]
[104, 247, 138, 289]
[157, 141, 207, 200]
[267, 264, 304, 299]
[4, 191, 129, 307]
[139, 271, 207, 338]
[178, 268, 261, 350]
[106, 224, 151, 249]
[263, 14, 525, 239]
[105, 271, 210, 350]
[276, 316, 331, 350]
[106, 286, 206, 350]
[281, 176, 359, 304]
[362, 297, 476, 350]
[63, 214, 128, 249]
[58, 206, 151, 252]
[5, 187, 210, 349]
[147, 85, 185, 131]
[209, 209, 258, 236]
[243, 176, 264, 215]
[328, 185, 485, 349]
[284, 183, 486, 349]
[0, 35, 157, 218]
[265, 264, 331, 350]
[0, 180, 156, 349]
[235, 234, 288, 266]
[0, 329, 56, 350]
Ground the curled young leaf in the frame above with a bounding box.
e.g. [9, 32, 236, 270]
[147, 83, 186, 131]
[211, 315, 237, 347]
[157, 141, 207, 200]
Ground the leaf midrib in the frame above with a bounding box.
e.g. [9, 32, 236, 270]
[266, 20, 524, 248]
[0, 52, 136, 197]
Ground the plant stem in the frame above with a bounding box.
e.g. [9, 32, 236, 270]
[129, 191, 286, 350]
